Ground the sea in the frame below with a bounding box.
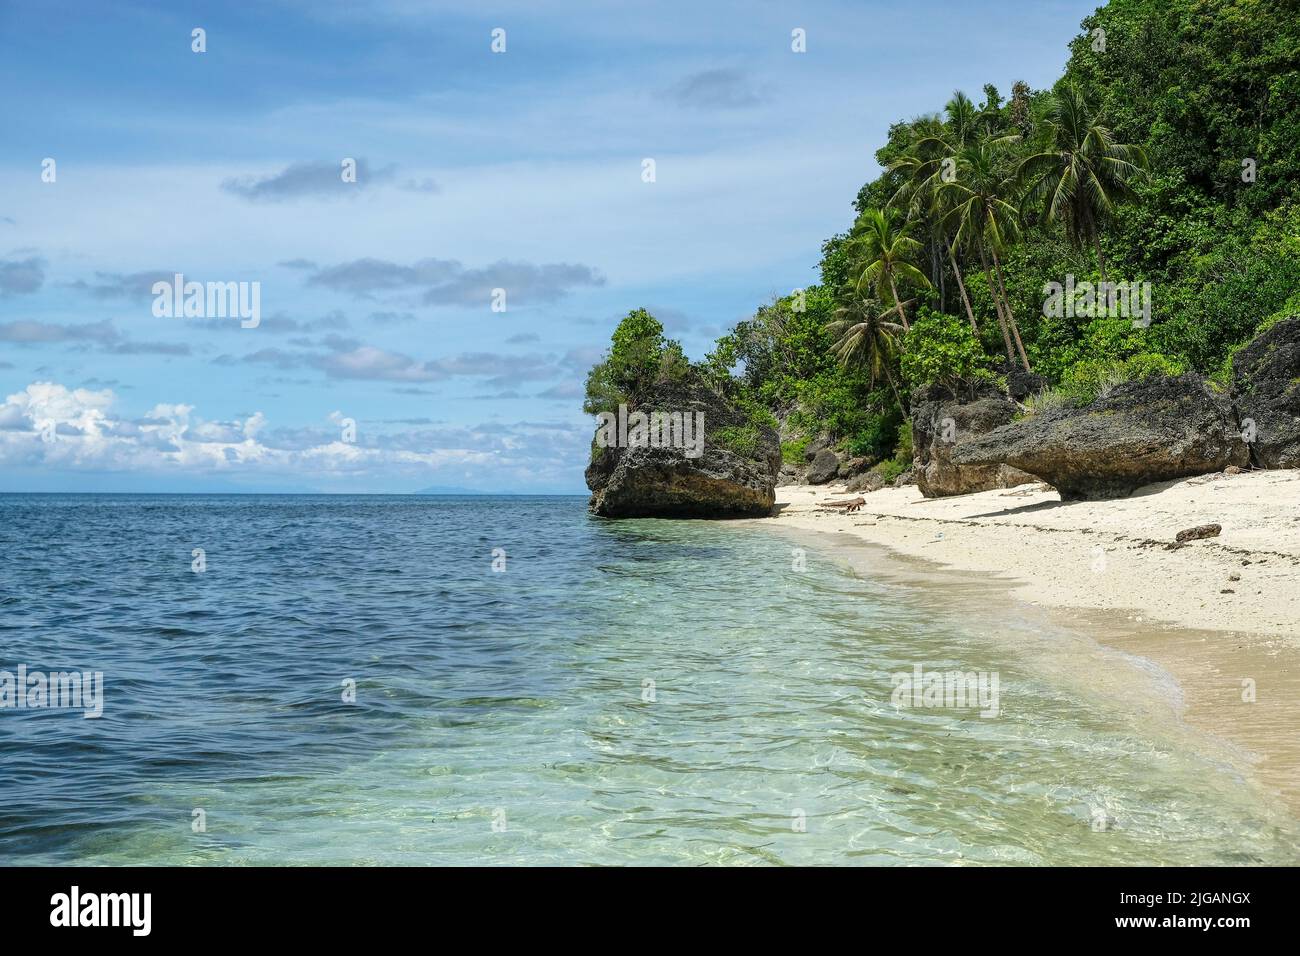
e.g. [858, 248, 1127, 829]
[1, 493, 1296, 865]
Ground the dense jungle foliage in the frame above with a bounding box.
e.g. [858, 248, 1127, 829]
[588, 0, 1300, 469]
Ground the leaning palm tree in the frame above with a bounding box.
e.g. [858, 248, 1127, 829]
[939, 141, 1032, 372]
[829, 296, 905, 408]
[846, 208, 932, 331]
[894, 94, 1021, 336]
[1016, 85, 1149, 282]
[887, 140, 980, 334]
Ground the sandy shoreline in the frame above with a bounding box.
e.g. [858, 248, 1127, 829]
[755, 473, 1300, 815]
[771, 472, 1300, 640]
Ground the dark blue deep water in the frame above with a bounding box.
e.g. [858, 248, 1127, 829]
[1, 494, 1296, 865]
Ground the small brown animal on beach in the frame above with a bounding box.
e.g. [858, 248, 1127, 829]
[819, 495, 866, 513]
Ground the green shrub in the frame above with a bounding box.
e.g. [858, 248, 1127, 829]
[845, 431, 881, 459]
[871, 457, 908, 484]
[715, 396, 776, 459]
[584, 309, 688, 413]
[1036, 352, 1188, 409]
[781, 438, 810, 465]
[1022, 352, 1185, 417]
[892, 421, 913, 465]
[900, 309, 992, 391]
[1020, 388, 1080, 418]
[787, 375, 890, 442]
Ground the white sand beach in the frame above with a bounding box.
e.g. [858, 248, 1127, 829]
[772, 471, 1300, 641]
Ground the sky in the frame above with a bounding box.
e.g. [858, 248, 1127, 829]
[0, 0, 1099, 493]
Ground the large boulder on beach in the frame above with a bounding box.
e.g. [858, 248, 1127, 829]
[953, 374, 1248, 500]
[844, 471, 887, 494]
[911, 382, 1037, 497]
[806, 448, 841, 484]
[803, 436, 831, 462]
[585, 375, 781, 518]
[1231, 316, 1300, 469]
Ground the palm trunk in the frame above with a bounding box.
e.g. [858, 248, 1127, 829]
[933, 239, 945, 311]
[990, 245, 1031, 372]
[979, 245, 1016, 368]
[884, 366, 906, 413]
[1092, 233, 1109, 284]
[887, 273, 909, 331]
[948, 243, 978, 334]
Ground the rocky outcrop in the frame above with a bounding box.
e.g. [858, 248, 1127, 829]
[1007, 368, 1048, 402]
[953, 374, 1248, 500]
[803, 437, 831, 462]
[890, 465, 917, 487]
[776, 463, 804, 487]
[911, 383, 1036, 497]
[585, 376, 781, 518]
[1231, 316, 1300, 469]
[837, 456, 872, 479]
[844, 471, 887, 494]
[806, 448, 841, 484]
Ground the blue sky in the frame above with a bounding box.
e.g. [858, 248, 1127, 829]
[0, 0, 1098, 493]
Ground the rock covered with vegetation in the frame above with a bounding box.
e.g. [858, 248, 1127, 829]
[1231, 316, 1300, 469]
[584, 0, 1300, 503]
[952, 375, 1248, 499]
[584, 311, 780, 517]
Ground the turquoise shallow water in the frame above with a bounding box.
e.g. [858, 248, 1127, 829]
[0, 493, 1296, 865]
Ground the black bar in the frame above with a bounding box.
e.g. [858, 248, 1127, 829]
[0, 866, 1286, 941]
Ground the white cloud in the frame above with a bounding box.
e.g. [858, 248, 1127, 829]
[0, 382, 586, 490]
[7, 382, 114, 437]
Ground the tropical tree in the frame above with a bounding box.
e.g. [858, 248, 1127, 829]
[846, 207, 932, 331]
[1008, 80, 1034, 137]
[828, 296, 905, 408]
[939, 141, 1032, 372]
[583, 308, 687, 412]
[1016, 85, 1149, 281]
[890, 89, 1022, 336]
[936, 90, 980, 149]
[887, 135, 980, 334]
[977, 83, 1005, 134]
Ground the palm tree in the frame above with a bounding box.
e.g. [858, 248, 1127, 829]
[846, 208, 932, 332]
[829, 297, 906, 408]
[940, 90, 979, 148]
[912, 89, 1017, 156]
[1016, 85, 1149, 282]
[939, 141, 1032, 372]
[892, 91, 1021, 337]
[887, 139, 980, 334]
